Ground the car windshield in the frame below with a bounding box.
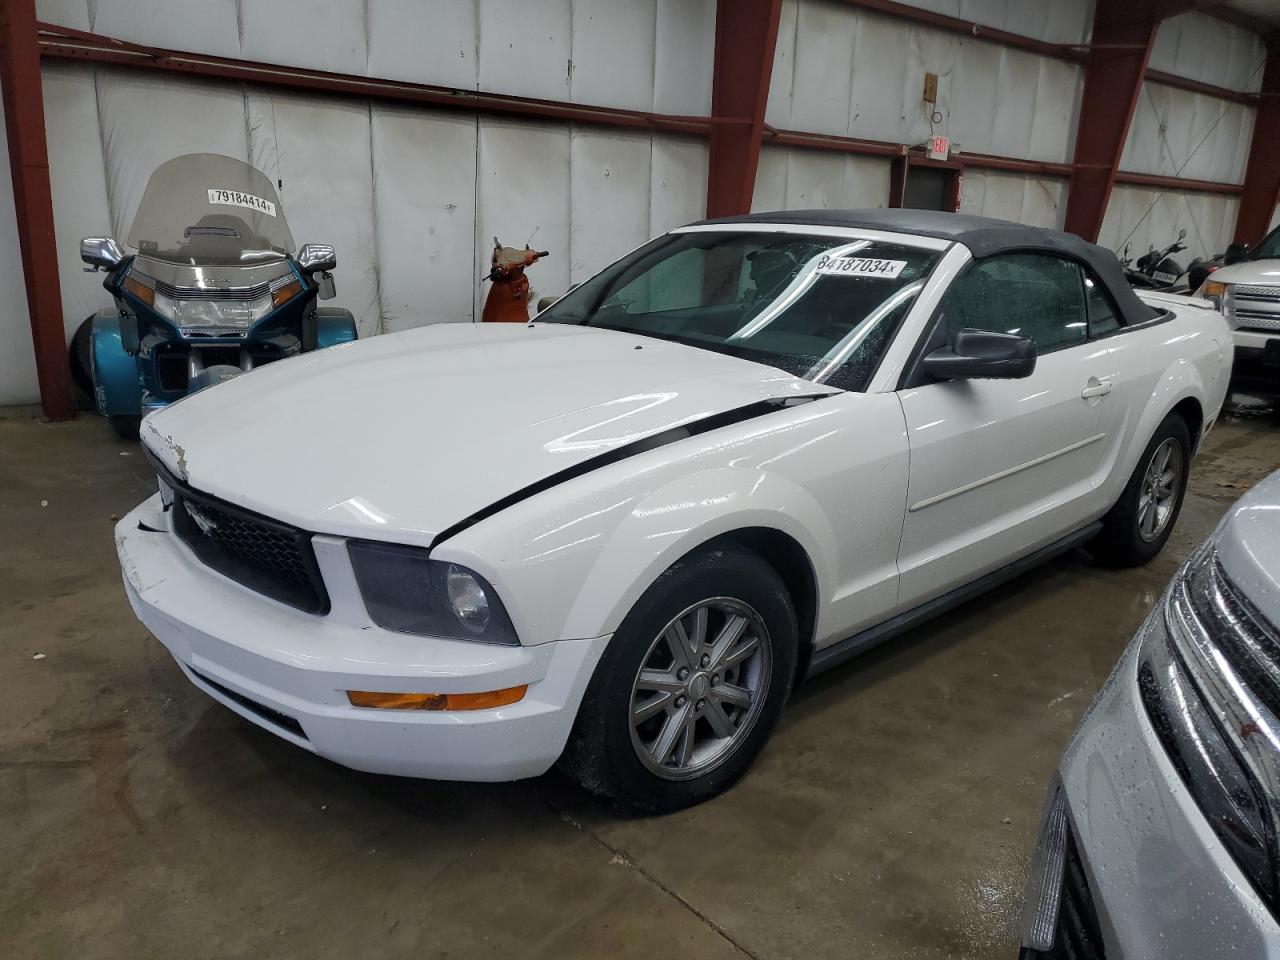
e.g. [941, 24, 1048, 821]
[1251, 226, 1280, 261]
[537, 230, 942, 391]
[126, 153, 295, 266]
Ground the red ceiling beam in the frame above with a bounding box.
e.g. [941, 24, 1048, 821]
[705, 0, 783, 218]
[0, 0, 72, 419]
[1063, 4, 1164, 242]
[1233, 38, 1280, 246]
[36, 24, 713, 137]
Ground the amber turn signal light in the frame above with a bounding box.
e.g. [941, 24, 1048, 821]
[123, 275, 155, 306]
[272, 279, 303, 308]
[347, 685, 527, 711]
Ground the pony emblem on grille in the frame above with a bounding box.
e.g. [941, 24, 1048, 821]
[183, 500, 219, 536]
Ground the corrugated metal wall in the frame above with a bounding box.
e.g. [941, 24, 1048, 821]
[1105, 13, 1264, 266]
[25, 0, 713, 402]
[756, 0, 1086, 229]
[0, 0, 1273, 405]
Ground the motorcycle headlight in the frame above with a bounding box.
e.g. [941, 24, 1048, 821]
[347, 540, 519, 645]
[1138, 562, 1280, 911]
[127, 268, 300, 332]
[153, 291, 272, 331]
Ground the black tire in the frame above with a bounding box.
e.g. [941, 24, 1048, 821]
[69, 316, 96, 412]
[559, 543, 798, 814]
[1091, 413, 1191, 567]
[108, 414, 141, 441]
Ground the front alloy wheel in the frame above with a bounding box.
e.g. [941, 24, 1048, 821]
[560, 544, 798, 813]
[629, 599, 772, 780]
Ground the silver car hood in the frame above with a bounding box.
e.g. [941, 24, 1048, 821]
[1215, 469, 1280, 629]
[1206, 259, 1280, 287]
[140, 322, 830, 545]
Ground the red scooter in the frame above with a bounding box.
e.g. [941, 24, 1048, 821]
[481, 238, 550, 323]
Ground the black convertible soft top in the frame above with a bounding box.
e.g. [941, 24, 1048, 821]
[694, 208, 1159, 327]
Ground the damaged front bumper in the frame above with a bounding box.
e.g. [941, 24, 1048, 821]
[116, 493, 607, 781]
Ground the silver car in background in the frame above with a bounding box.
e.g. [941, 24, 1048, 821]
[1021, 469, 1280, 959]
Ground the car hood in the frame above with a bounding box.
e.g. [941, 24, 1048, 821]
[141, 322, 831, 544]
[1207, 259, 1280, 287]
[1215, 469, 1280, 630]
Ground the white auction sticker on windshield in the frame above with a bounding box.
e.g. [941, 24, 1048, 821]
[207, 188, 276, 217]
[815, 255, 907, 278]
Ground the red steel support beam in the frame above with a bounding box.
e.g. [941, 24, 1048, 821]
[1233, 38, 1280, 246]
[706, 0, 783, 218]
[0, 0, 71, 419]
[1063, 5, 1163, 242]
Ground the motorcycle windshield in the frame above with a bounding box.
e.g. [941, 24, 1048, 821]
[126, 154, 295, 266]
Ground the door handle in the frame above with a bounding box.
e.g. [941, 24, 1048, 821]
[1081, 377, 1112, 399]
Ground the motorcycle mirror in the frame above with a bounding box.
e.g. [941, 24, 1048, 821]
[317, 271, 336, 301]
[81, 237, 124, 272]
[297, 243, 337, 274]
[1177, 228, 1187, 240]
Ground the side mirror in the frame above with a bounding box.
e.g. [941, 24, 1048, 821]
[297, 243, 337, 274]
[535, 282, 580, 313]
[922, 329, 1037, 381]
[1225, 243, 1249, 265]
[1177, 228, 1187, 240]
[81, 237, 124, 271]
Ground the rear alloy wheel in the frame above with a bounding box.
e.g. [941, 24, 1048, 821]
[1092, 413, 1190, 567]
[1136, 437, 1183, 543]
[560, 544, 797, 813]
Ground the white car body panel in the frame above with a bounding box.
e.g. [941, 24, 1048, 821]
[140, 321, 830, 545]
[119, 216, 1234, 782]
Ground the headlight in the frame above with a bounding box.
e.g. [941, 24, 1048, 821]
[153, 292, 272, 331]
[126, 268, 301, 332]
[1138, 557, 1280, 911]
[1197, 279, 1236, 328]
[347, 540, 519, 645]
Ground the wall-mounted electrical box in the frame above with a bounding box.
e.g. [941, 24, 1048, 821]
[923, 72, 938, 104]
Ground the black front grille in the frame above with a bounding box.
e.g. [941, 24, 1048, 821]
[159, 463, 329, 615]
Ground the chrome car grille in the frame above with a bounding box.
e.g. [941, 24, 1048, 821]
[1237, 312, 1280, 332]
[1182, 554, 1280, 720]
[1234, 285, 1280, 333]
[1236, 285, 1280, 300]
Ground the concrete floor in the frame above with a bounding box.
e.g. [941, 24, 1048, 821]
[3, 401, 1279, 960]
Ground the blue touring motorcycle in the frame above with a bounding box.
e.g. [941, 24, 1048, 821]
[78, 153, 357, 439]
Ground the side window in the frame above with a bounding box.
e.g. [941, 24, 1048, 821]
[1084, 273, 1121, 337]
[938, 252, 1088, 354]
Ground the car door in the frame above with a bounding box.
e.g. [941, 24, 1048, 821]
[895, 251, 1118, 608]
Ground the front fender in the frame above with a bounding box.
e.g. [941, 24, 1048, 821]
[90, 310, 142, 417]
[315, 307, 357, 349]
[559, 467, 839, 645]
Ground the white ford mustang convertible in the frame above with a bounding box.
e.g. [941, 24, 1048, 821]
[118, 210, 1231, 811]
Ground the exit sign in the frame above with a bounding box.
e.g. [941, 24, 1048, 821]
[928, 135, 950, 161]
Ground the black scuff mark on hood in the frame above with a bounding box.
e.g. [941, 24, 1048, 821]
[430, 393, 837, 548]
